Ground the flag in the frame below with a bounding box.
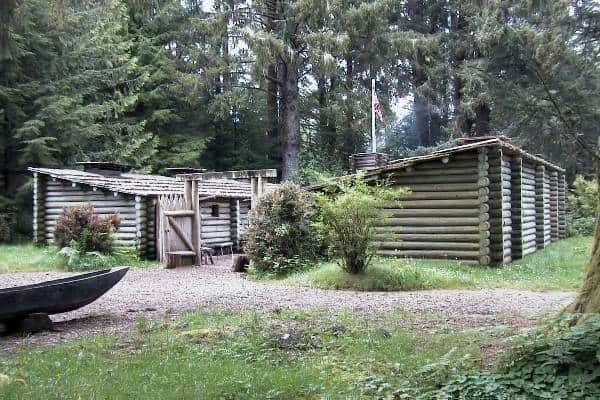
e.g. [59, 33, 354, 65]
[373, 92, 384, 122]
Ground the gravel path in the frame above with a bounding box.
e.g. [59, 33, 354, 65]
[0, 257, 575, 353]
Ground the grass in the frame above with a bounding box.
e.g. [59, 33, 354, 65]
[0, 244, 159, 274]
[278, 236, 592, 292]
[0, 308, 506, 399]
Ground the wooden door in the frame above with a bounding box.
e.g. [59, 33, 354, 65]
[158, 194, 197, 268]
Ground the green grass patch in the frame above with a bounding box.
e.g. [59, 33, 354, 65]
[278, 236, 592, 291]
[0, 309, 500, 399]
[0, 244, 159, 274]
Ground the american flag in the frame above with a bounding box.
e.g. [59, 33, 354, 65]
[373, 92, 384, 122]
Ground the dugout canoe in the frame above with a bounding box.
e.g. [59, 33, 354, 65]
[0, 267, 128, 321]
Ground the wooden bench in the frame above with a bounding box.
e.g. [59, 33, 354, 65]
[166, 248, 214, 268]
[211, 242, 234, 256]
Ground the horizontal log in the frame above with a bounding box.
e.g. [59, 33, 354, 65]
[390, 167, 482, 177]
[391, 174, 479, 185]
[384, 209, 481, 218]
[201, 225, 231, 233]
[375, 241, 481, 250]
[386, 198, 481, 209]
[374, 226, 484, 235]
[395, 190, 482, 201]
[201, 231, 232, 239]
[374, 233, 482, 242]
[378, 217, 481, 226]
[399, 182, 484, 192]
[45, 200, 134, 208]
[164, 210, 195, 217]
[376, 249, 481, 259]
[45, 208, 136, 215]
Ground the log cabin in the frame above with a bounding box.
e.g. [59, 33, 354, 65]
[312, 137, 566, 266]
[28, 163, 262, 259]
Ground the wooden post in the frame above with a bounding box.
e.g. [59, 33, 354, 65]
[192, 180, 201, 265]
[251, 177, 259, 209]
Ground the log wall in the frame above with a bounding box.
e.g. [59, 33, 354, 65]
[535, 165, 552, 248]
[488, 147, 512, 265]
[32, 173, 46, 244]
[558, 172, 567, 239]
[42, 179, 141, 252]
[374, 148, 491, 265]
[549, 171, 559, 242]
[200, 198, 233, 246]
[519, 161, 538, 257]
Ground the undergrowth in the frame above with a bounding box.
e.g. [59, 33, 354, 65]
[276, 236, 591, 291]
[0, 244, 158, 273]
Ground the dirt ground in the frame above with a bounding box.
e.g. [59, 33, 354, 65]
[0, 256, 575, 354]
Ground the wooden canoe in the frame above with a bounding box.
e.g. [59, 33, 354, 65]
[0, 267, 128, 322]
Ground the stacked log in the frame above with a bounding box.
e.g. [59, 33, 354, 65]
[558, 172, 567, 239]
[511, 157, 524, 259]
[543, 169, 552, 246]
[488, 148, 512, 265]
[145, 198, 156, 258]
[374, 149, 491, 265]
[549, 171, 559, 242]
[349, 153, 389, 173]
[42, 179, 138, 249]
[200, 199, 233, 245]
[535, 165, 550, 249]
[32, 173, 46, 244]
[516, 161, 537, 257]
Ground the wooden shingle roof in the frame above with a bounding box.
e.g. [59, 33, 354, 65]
[28, 167, 262, 198]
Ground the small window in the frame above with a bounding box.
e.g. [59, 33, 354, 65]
[211, 204, 219, 217]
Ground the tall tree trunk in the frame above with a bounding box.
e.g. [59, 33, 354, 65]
[569, 140, 600, 314]
[475, 103, 491, 135]
[281, 63, 300, 180]
[414, 94, 432, 147]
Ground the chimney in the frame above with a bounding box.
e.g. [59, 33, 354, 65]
[76, 162, 130, 176]
[348, 152, 388, 174]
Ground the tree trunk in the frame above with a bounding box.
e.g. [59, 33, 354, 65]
[281, 63, 300, 180]
[475, 103, 491, 135]
[568, 142, 600, 314]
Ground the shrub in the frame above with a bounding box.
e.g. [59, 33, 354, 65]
[428, 315, 600, 399]
[567, 175, 597, 237]
[245, 182, 317, 274]
[54, 204, 120, 253]
[0, 214, 10, 243]
[314, 175, 404, 274]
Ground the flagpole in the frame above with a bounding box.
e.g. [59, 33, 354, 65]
[371, 78, 376, 153]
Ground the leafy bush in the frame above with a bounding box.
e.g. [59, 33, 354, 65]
[54, 204, 120, 253]
[0, 214, 10, 243]
[399, 315, 600, 399]
[567, 175, 597, 236]
[245, 182, 318, 274]
[314, 175, 403, 274]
